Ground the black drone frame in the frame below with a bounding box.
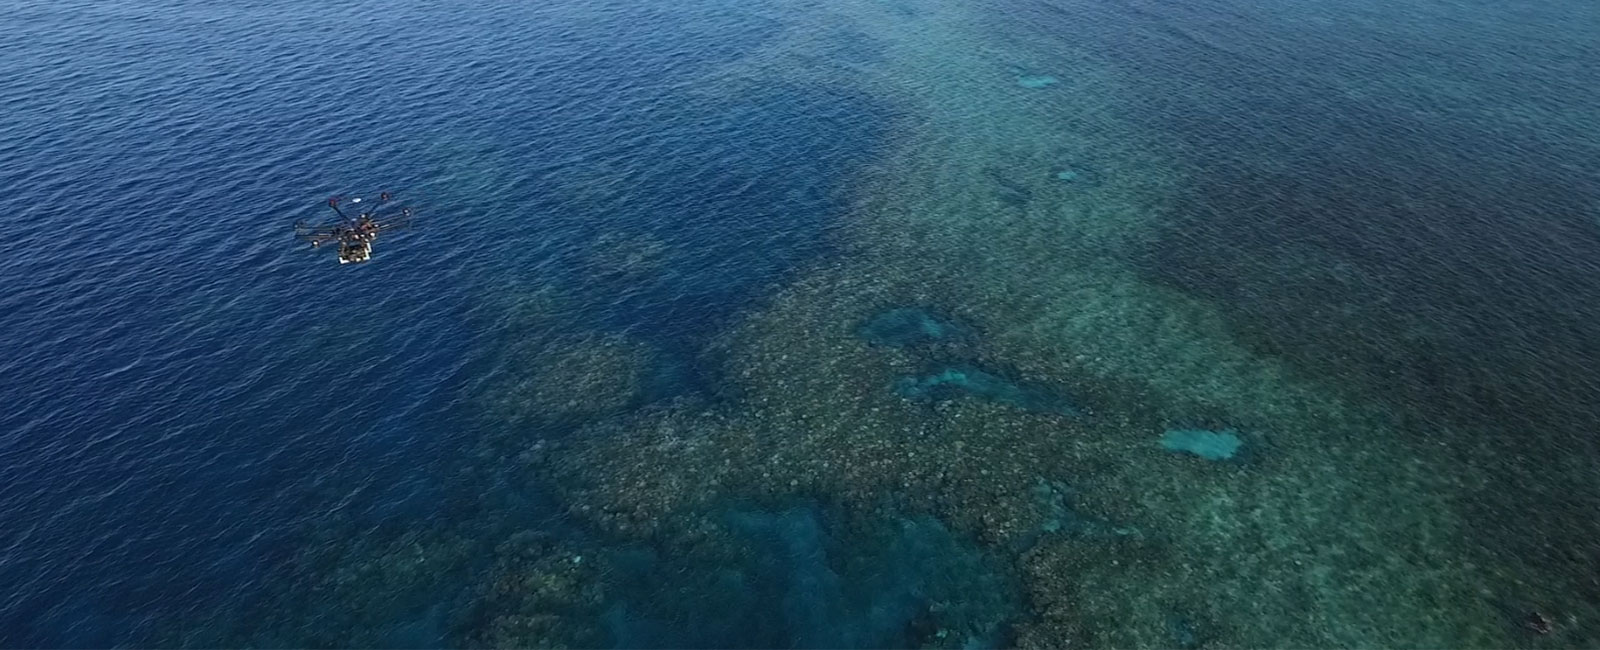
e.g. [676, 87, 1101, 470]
[293, 191, 414, 250]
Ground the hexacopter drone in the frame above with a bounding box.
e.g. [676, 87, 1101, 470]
[293, 192, 413, 264]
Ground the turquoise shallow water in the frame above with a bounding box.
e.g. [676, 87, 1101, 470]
[4, 0, 1600, 646]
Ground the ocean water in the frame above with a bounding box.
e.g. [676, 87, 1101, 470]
[3, 0, 1599, 647]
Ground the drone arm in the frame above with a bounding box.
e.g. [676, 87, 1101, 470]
[294, 222, 345, 245]
[373, 216, 411, 232]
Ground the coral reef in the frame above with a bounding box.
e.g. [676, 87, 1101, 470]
[483, 334, 655, 427]
[453, 531, 606, 649]
[489, 3, 1524, 643]
[162, 525, 482, 648]
[166, 505, 611, 649]
[585, 503, 1020, 649]
[1029, 478, 1137, 541]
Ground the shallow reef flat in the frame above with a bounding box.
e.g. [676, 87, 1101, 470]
[527, 0, 1519, 646]
[467, 283, 651, 425]
[537, 247, 1498, 647]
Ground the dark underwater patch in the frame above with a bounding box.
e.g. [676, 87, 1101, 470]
[1163, 610, 1205, 649]
[857, 307, 974, 348]
[894, 363, 1084, 417]
[981, 166, 1034, 208]
[598, 502, 1020, 649]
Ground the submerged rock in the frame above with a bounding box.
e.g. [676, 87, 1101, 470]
[857, 307, 972, 348]
[1017, 74, 1056, 88]
[1160, 428, 1244, 461]
[895, 364, 1082, 416]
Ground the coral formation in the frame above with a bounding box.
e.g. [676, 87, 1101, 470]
[483, 334, 655, 427]
[454, 531, 606, 649]
[1029, 478, 1137, 541]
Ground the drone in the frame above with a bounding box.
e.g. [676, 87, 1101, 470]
[293, 192, 413, 264]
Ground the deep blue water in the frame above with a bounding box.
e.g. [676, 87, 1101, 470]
[0, 0, 885, 644]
